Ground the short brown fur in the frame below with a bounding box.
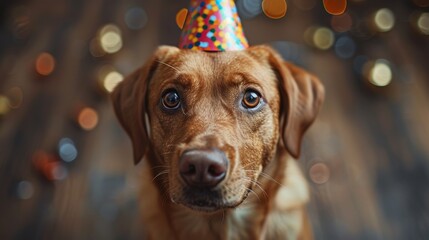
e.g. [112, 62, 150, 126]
[112, 45, 324, 240]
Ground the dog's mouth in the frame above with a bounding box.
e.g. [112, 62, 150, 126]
[174, 185, 251, 212]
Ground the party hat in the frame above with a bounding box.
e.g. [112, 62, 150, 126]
[178, 0, 249, 51]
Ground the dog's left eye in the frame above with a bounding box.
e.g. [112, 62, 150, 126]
[161, 90, 181, 110]
[242, 90, 261, 109]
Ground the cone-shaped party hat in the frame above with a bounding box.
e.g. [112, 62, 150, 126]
[178, 0, 249, 51]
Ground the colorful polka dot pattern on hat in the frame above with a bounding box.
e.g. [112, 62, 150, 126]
[178, 0, 249, 51]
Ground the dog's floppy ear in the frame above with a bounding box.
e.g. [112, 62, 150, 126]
[276, 60, 324, 158]
[270, 48, 325, 158]
[248, 46, 325, 158]
[111, 46, 179, 164]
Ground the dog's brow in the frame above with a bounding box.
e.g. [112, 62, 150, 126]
[160, 74, 194, 89]
[224, 73, 262, 88]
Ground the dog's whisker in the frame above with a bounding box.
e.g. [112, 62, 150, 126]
[243, 170, 285, 188]
[242, 177, 269, 200]
[180, 105, 188, 116]
[156, 60, 180, 73]
[241, 161, 262, 169]
[252, 180, 269, 200]
[259, 172, 285, 187]
[152, 170, 169, 182]
[246, 187, 261, 202]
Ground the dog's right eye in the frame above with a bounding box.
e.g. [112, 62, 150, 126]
[161, 90, 181, 110]
[242, 90, 261, 109]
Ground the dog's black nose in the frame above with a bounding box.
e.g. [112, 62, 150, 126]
[179, 149, 228, 189]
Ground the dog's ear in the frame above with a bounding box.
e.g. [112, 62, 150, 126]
[248, 46, 325, 158]
[277, 60, 324, 158]
[111, 46, 179, 164]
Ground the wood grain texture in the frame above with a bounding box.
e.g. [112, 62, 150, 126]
[0, 0, 428, 239]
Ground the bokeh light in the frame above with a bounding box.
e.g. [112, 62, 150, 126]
[417, 12, 429, 35]
[77, 107, 99, 131]
[262, 0, 287, 19]
[309, 162, 330, 184]
[306, 27, 335, 50]
[373, 8, 395, 32]
[124, 7, 148, 30]
[0, 95, 11, 116]
[334, 35, 356, 59]
[58, 138, 78, 163]
[99, 24, 123, 54]
[323, 0, 347, 16]
[101, 32, 122, 54]
[16, 181, 34, 200]
[331, 13, 352, 32]
[365, 59, 393, 87]
[97, 65, 124, 94]
[35, 52, 55, 76]
[103, 71, 123, 93]
[51, 165, 68, 181]
[237, 0, 263, 19]
[6, 87, 24, 109]
[176, 8, 188, 29]
[32, 151, 68, 181]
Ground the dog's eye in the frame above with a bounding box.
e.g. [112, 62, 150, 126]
[242, 90, 261, 109]
[162, 90, 181, 110]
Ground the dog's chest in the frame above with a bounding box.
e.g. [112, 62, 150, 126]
[172, 205, 264, 240]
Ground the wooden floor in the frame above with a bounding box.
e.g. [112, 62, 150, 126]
[1, 0, 429, 239]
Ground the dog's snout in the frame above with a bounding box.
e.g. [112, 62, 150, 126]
[179, 149, 228, 189]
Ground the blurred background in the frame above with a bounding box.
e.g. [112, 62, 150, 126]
[1, 0, 429, 239]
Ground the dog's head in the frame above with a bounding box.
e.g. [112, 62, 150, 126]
[112, 45, 324, 212]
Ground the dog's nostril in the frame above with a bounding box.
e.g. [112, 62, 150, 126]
[187, 164, 196, 175]
[208, 164, 224, 177]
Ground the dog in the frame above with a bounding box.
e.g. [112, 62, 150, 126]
[112, 45, 324, 240]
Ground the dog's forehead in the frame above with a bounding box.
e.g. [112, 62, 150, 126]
[149, 49, 279, 99]
[165, 50, 272, 81]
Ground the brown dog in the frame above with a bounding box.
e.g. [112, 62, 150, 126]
[112, 45, 324, 240]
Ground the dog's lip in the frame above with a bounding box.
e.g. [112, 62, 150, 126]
[174, 189, 250, 212]
[171, 181, 253, 212]
[178, 200, 240, 213]
[182, 203, 223, 212]
[175, 196, 223, 212]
